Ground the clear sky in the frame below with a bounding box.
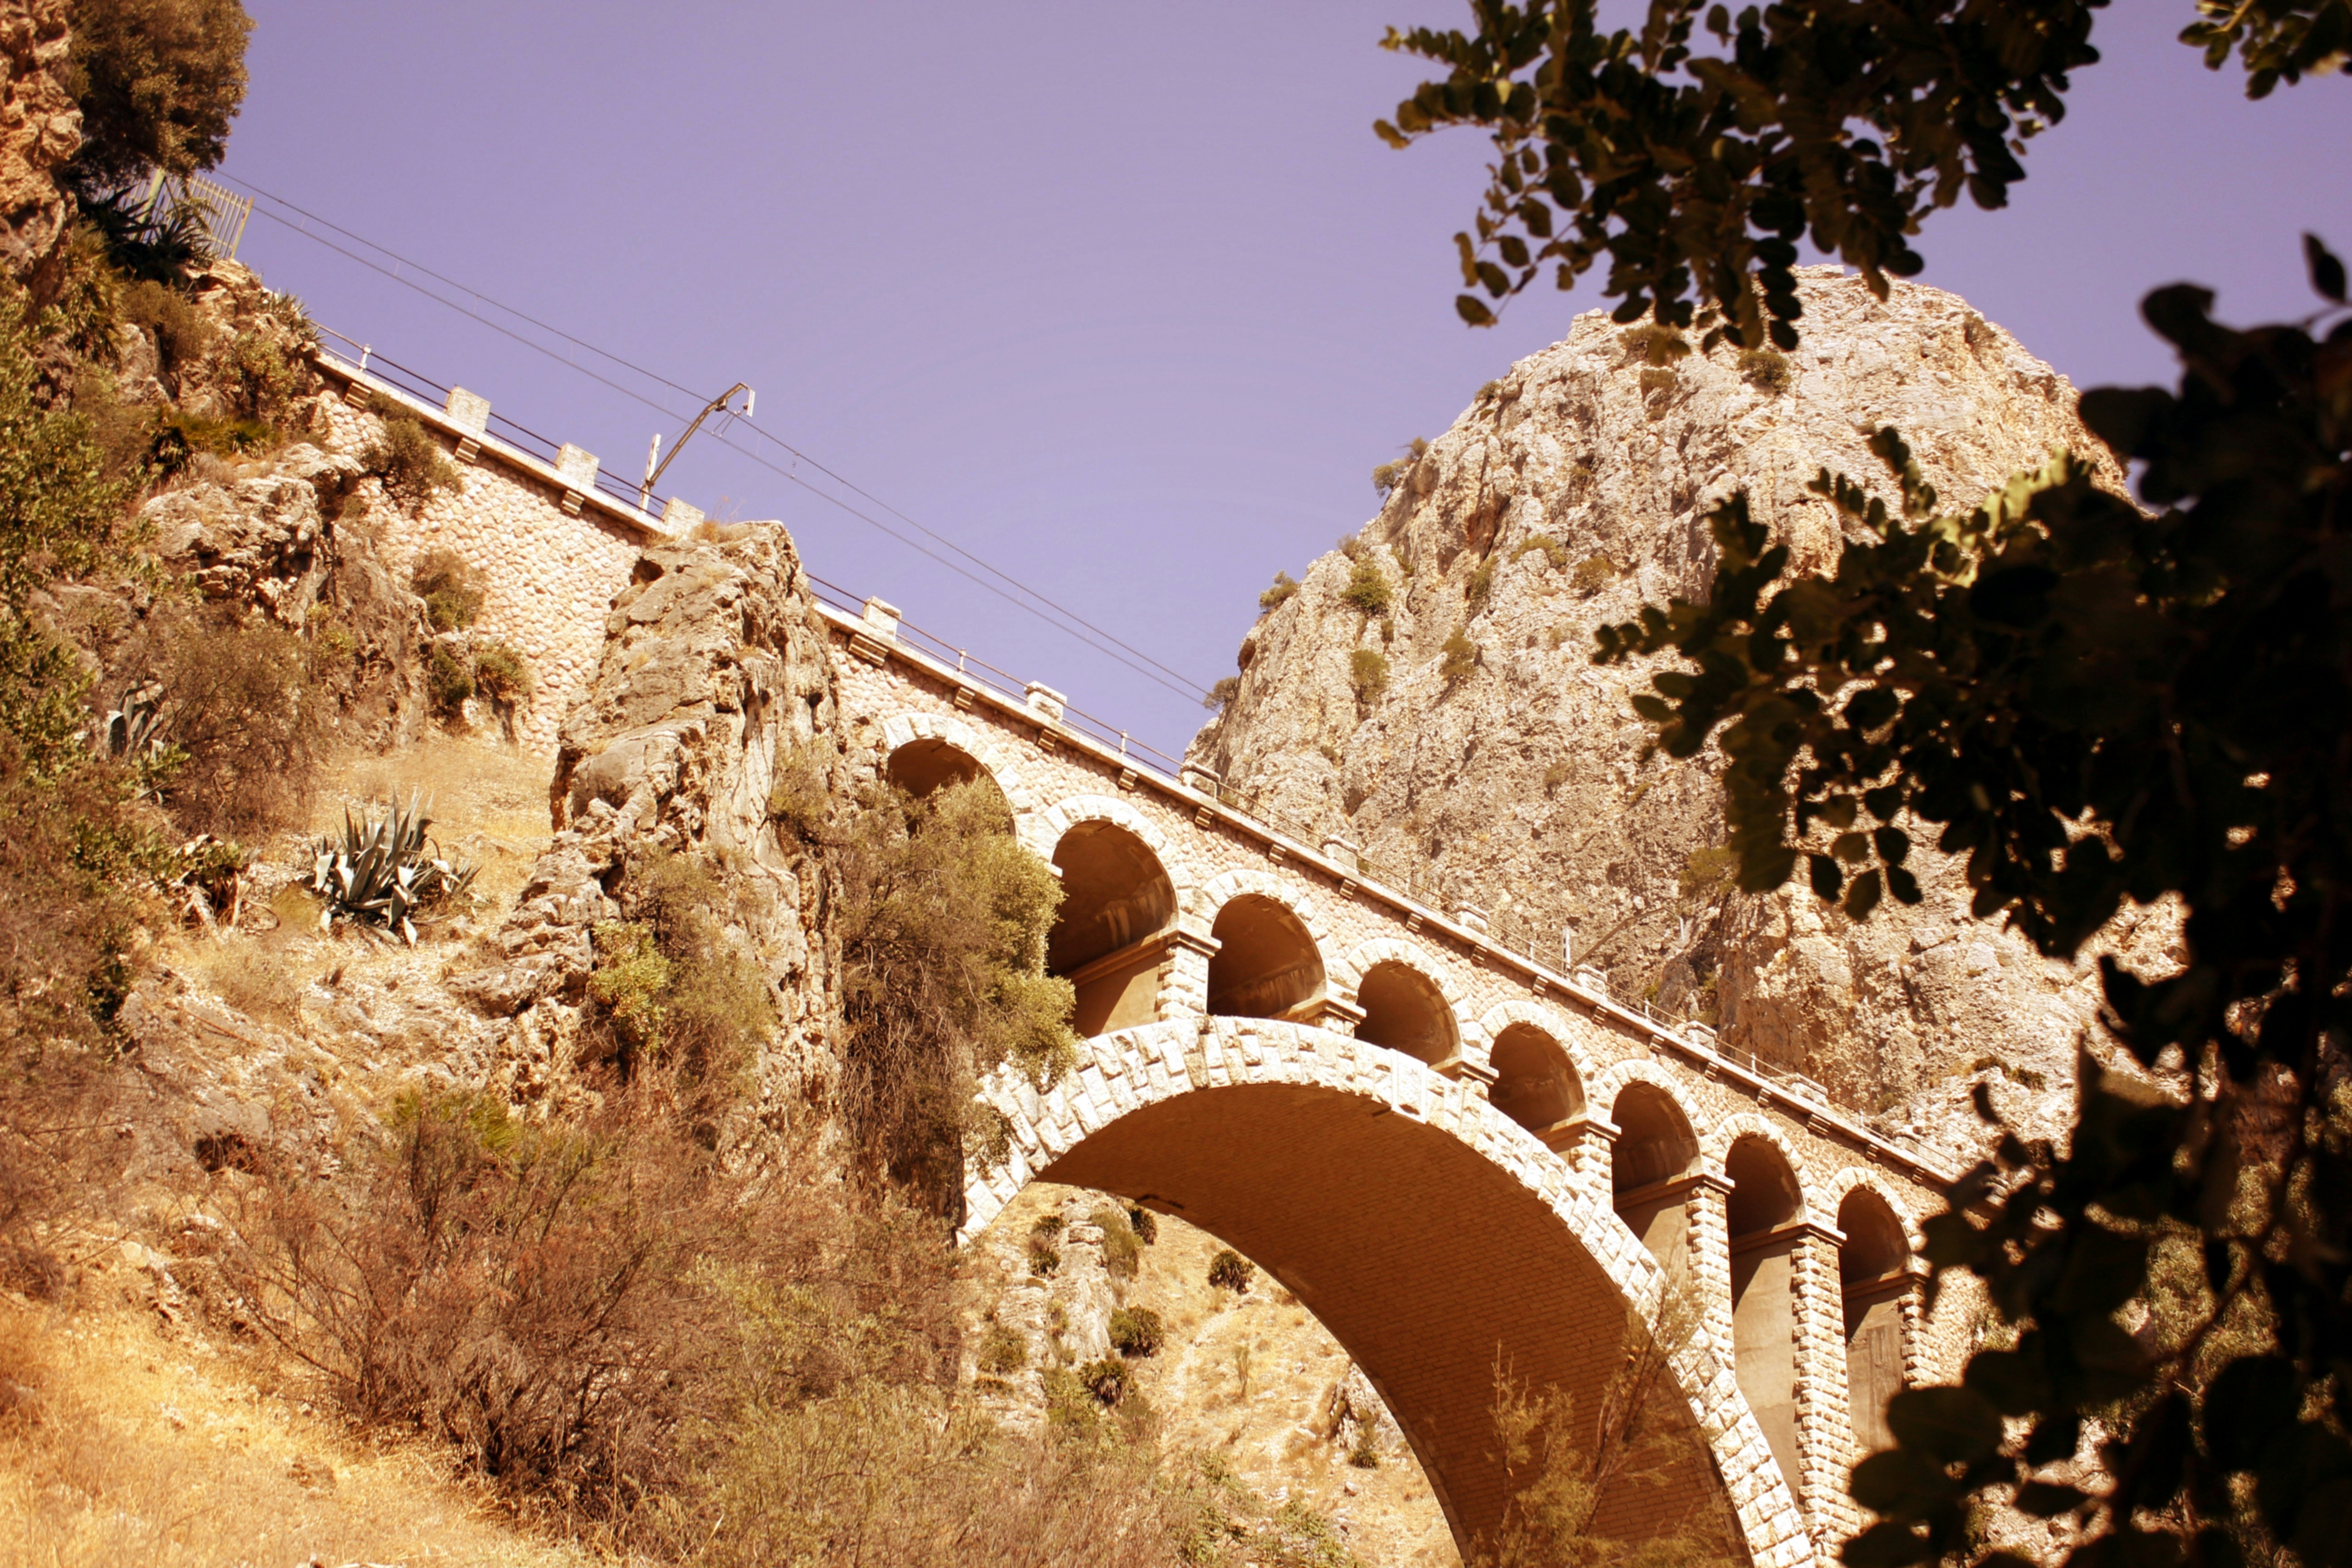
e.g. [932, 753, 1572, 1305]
[214, 3, 2350, 759]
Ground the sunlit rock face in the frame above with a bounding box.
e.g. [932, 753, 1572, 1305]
[1190, 268, 2176, 1162]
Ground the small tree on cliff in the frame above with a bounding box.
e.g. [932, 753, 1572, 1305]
[64, 0, 254, 195]
[1379, 6, 2351, 1568]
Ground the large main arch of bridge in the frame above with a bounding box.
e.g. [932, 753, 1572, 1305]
[966, 1020, 1813, 1568]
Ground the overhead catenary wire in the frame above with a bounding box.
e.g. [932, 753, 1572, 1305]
[216, 176, 1214, 705]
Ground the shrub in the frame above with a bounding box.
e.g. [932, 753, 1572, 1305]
[227, 1087, 964, 1536]
[1093, 1203, 1141, 1280]
[977, 1323, 1029, 1375]
[470, 640, 529, 704]
[367, 416, 459, 511]
[1204, 675, 1239, 712]
[1208, 1248, 1254, 1293]
[1337, 532, 1365, 559]
[1340, 558, 1392, 614]
[1737, 345, 1794, 395]
[1350, 647, 1390, 705]
[1027, 1234, 1062, 1277]
[1513, 533, 1569, 572]
[1440, 627, 1480, 686]
[64, 0, 255, 191]
[1466, 557, 1496, 606]
[1109, 1306, 1165, 1358]
[834, 777, 1076, 1209]
[1078, 1356, 1134, 1406]
[425, 641, 471, 713]
[1127, 1203, 1158, 1245]
[140, 612, 320, 835]
[468, 639, 528, 704]
[765, 738, 835, 844]
[1257, 570, 1299, 612]
[408, 547, 482, 631]
[584, 851, 775, 1107]
[1570, 553, 1618, 595]
[119, 277, 211, 369]
[228, 328, 306, 425]
[1542, 761, 1573, 795]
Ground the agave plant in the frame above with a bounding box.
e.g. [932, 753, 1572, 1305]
[304, 792, 477, 943]
[101, 684, 171, 760]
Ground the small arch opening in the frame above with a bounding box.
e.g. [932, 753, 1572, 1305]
[887, 736, 984, 799]
[1610, 1083, 1699, 1269]
[1726, 1135, 1804, 1491]
[1207, 894, 1325, 1020]
[1725, 1137, 1803, 1239]
[1354, 960, 1460, 1067]
[1838, 1187, 1914, 1454]
[1490, 1023, 1583, 1135]
[1609, 1084, 1697, 1196]
[1048, 821, 1179, 1036]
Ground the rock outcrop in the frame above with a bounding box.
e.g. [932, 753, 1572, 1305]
[1190, 270, 2176, 1158]
[0, 0, 77, 278]
[452, 527, 848, 1129]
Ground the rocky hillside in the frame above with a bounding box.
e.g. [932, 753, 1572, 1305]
[1189, 270, 2177, 1158]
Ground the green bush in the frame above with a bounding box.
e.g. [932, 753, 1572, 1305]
[1340, 558, 1392, 613]
[1093, 1203, 1141, 1280]
[119, 277, 211, 369]
[1109, 1306, 1165, 1358]
[1208, 1248, 1254, 1293]
[1257, 570, 1299, 612]
[1203, 675, 1239, 712]
[1570, 553, 1618, 595]
[766, 738, 836, 844]
[1513, 533, 1569, 572]
[977, 1323, 1029, 1375]
[470, 640, 529, 704]
[1127, 1203, 1158, 1245]
[144, 610, 319, 833]
[1466, 557, 1495, 606]
[1737, 345, 1794, 395]
[1078, 1356, 1133, 1407]
[1350, 647, 1390, 705]
[368, 415, 459, 512]
[585, 852, 775, 1104]
[834, 776, 1076, 1207]
[408, 547, 482, 631]
[1440, 627, 1479, 686]
[1027, 1234, 1061, 1277]
[426, 641, 471, 713]
[228, 328, 305, 424]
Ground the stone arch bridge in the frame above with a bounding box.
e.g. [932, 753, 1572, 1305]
[299, 341, 1958, 1566]
[818, 593, 1956, 1568]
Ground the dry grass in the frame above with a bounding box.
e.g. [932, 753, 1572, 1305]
[332, 734, 554, 904]
[0, 1300, 597, 1568]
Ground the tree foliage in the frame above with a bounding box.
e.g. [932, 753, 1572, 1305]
[1592, 225, 2352, 1568]
[64, 0, 254, 193]
[1376, 2, 2348, 339]
[1384, 5, 2352, 1564]
[834, 776, 1076, 1216]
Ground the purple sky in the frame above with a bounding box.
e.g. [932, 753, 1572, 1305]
[216, 3, 2350, 759]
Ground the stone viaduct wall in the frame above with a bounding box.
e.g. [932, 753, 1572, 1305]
[309, 348, 698, 751]
[823, 596, 1962, 1565]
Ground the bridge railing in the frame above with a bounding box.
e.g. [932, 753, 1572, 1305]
[314, 327, 681, 519]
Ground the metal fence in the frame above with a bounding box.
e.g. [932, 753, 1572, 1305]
[137, 171, 254, 260]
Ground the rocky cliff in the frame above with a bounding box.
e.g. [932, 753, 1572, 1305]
[1189, 270, 2175, 1158]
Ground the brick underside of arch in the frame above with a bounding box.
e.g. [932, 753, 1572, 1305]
[969, 1019, 1816, 1568]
